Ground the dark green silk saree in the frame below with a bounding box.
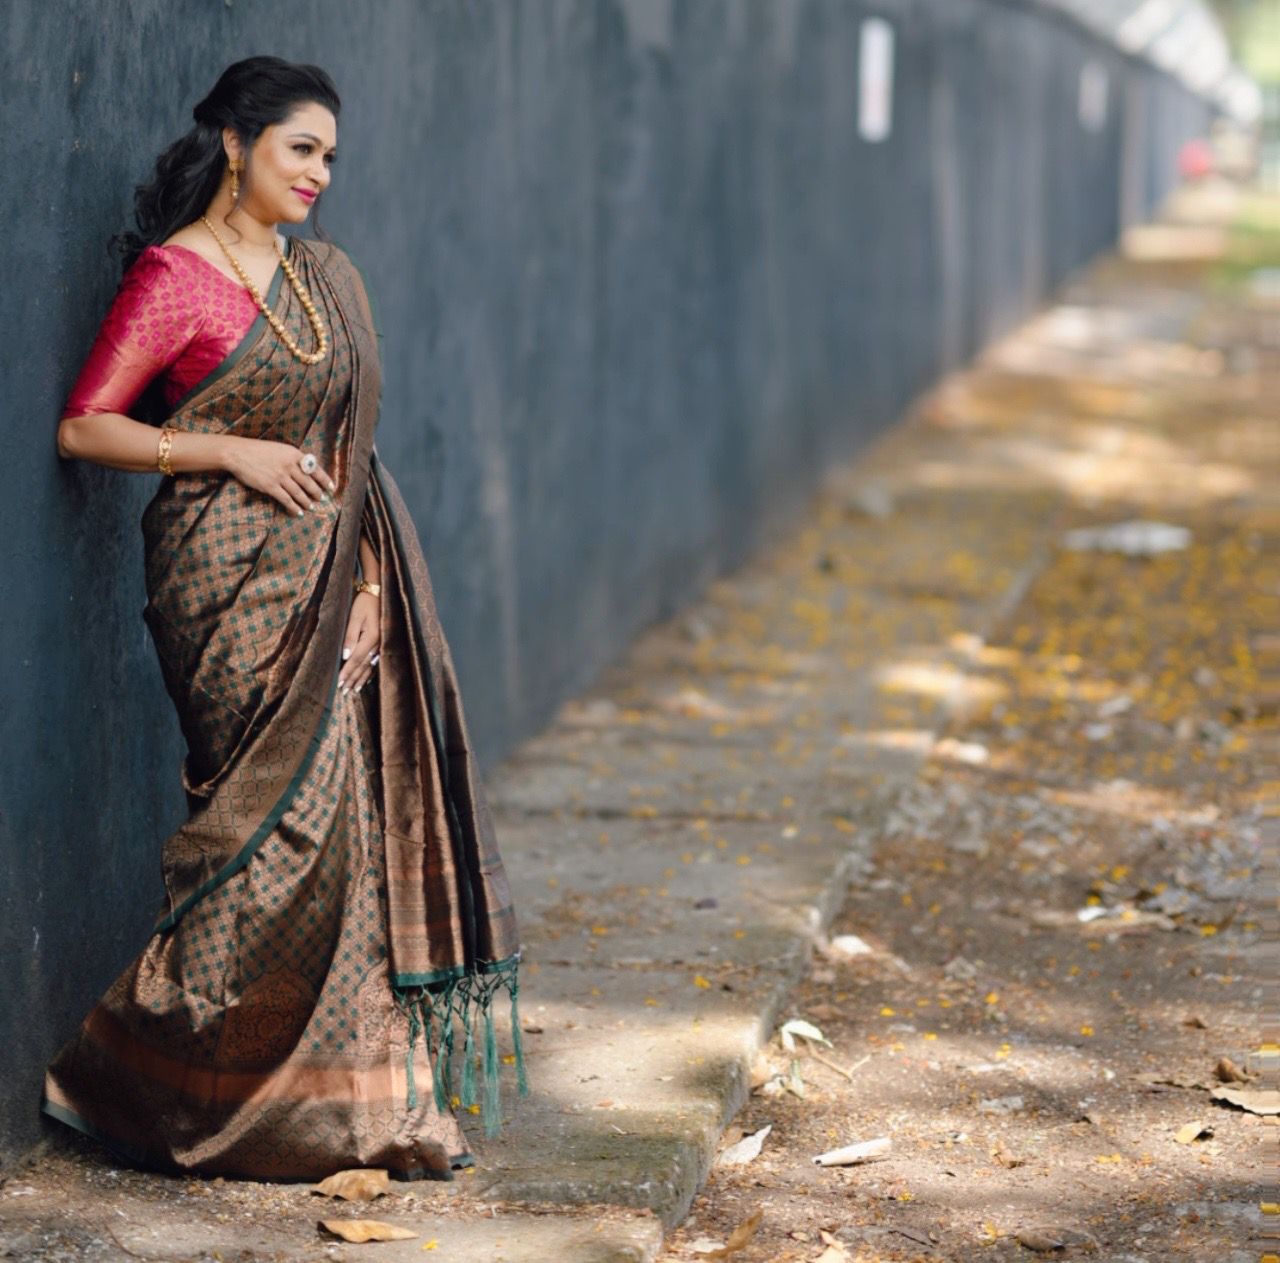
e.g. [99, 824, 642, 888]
[41, 238, 527, 1182]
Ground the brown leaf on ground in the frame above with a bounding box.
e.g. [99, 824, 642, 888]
[704, 1208, 764, 1258]
[318, 1218, 417, 1242]
[991, 1136, 1026, 1168]
[1210, 1086, 1280, 1115]
[1214, 1056, 1252, 1083]
[311, 1168, 391, 1201]
[1016, 1229, 1067, 1252]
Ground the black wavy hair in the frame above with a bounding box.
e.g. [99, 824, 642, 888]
[112, 55, 341, 272]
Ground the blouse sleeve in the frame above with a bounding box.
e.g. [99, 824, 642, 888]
[62, 248, 205, 418]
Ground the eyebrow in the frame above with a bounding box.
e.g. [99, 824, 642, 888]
[288, 131, 337, 153]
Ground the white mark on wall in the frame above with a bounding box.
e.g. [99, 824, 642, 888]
[1079, 61, 1109, 133]
[859, 18, 895, 144]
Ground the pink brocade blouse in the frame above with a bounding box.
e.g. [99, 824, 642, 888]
[63, 244, 264, 418]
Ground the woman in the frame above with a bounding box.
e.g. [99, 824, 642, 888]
[42, 55, 527, 1183]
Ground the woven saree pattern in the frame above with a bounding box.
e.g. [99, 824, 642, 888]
[42, 239, 525, 1181]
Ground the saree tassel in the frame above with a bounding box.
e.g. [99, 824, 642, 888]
[460, 998, 478, 1108]
[439, 980, 459, 1108]
[397, 990, 422, 1111]
[423, 992, 449, 1115]
[507, 969, 530, 1098]
[481, 985, 501, 1138]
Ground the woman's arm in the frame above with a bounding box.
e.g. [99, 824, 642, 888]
[56, 410, 234, 473]
[57, 411, 334, 515]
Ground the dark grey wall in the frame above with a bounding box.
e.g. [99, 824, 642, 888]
[0, 0, 1208, 1165]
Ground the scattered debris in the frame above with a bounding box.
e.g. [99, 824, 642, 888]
[1059, 520, 1191, 556]
[310, 1169, 390, 1202]
[822, 934, 874, 959]
[977, 1096, 1025, 1116]
[778, 1018, 833, 1053]
[1215, 1056, 1252, 1083]
[844, 483, 895, 519]
[317, 1219, 417, 1243]
[812, 1136, 892, 1167]
[1016, 1228, 1068, 1252]
[1210, 1086, 1279, 1115]
[715, 1125, 772, 1167]
[991, 1137, 1026, 1168]
[698, 1208, 764, 1258]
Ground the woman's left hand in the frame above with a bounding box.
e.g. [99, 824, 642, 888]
[340, 590, 381, 693]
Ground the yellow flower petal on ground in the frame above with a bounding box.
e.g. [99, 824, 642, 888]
[1080, 1024, 1094, 1036]
[880, 1006, 896, 1016]
[693, 974, 711, 988]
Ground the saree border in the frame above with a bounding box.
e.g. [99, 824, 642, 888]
[39, 1099, 476, 1181]
[152, 596, 346, 934]
[162, 240, 291, 418]
[370, 448, 496, 986]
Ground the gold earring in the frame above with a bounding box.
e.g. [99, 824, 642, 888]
[228, 158, 243, 199]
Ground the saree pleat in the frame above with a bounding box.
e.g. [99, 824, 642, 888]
[42, 239, 525, 1181]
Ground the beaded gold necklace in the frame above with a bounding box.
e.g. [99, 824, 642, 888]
[200, 214, 329, 365]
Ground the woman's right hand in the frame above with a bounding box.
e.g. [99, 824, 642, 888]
[223, 437, 337, 517]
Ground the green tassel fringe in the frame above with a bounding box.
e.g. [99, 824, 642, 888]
[392, 955, 530, 1139]
[461, 1002, 477, 1107]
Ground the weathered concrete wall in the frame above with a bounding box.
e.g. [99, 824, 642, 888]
[0, 0, 1209, 1165]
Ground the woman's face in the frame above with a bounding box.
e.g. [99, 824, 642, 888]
[230, 100, 337, 226]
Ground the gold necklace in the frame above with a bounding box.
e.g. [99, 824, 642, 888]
[200, 215, 328, 364]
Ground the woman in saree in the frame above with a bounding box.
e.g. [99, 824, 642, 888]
[42, 55, 527, 1183]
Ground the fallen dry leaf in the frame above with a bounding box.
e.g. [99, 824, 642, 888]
[1016, 1229, 1067, 1252]
[813, 1242, 850, 1263]
[312, 1169, 390, 1202]
[704, 1208, 764, 1259]
[991, 1137, 1026, 1168]
[1210, 1085, 1280, 1115]
[716, 1124, 772, 1167]
[1214, 1056, 1252, 1083]
[318, 1218, 417, 1243]
[1173, 1120, 1213, 1144]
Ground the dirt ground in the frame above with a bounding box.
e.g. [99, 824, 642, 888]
[656, 203, 1276, 1263]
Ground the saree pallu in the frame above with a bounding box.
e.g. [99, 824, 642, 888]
[41, 238, 527, 1182]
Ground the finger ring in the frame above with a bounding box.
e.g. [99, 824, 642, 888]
[300, 453, 318, 474]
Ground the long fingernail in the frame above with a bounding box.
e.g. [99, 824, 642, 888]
[342, 647, 351, 660]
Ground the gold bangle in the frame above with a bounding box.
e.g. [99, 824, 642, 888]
[157, 426, 176, 476]
[354, 578, 381, 598]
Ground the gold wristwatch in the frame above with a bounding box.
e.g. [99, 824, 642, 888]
[354, 578, 381, 598]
